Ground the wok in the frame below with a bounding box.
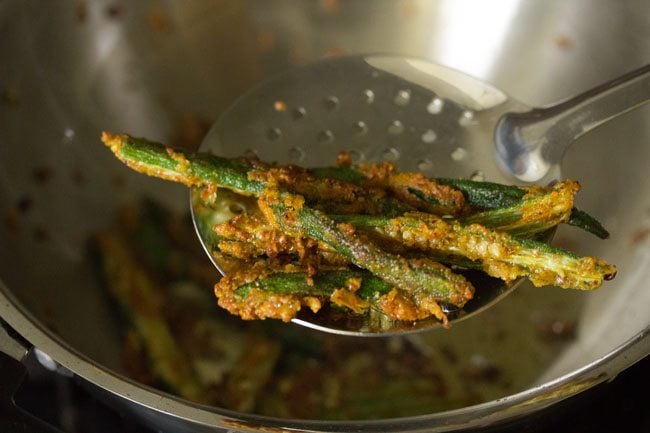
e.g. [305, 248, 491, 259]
[1, 1, 649, 432]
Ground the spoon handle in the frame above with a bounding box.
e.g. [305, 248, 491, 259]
[496, 64, 650, 183]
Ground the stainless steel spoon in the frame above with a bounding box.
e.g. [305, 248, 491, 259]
[191, 55, 649, 336]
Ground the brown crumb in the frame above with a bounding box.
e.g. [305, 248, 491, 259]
[631, 227, 650, 246]
[16, 195, 34, 214]
[256, 30, 277, 52]
[71, 168, 88, 185]
[4, 213, 21, 232]
[75, 1, 87, 22]
[554, 34, 572, 50]
[148, 7, 173, 34]
[401, 0, 418, 18]
[1, 88, 20, 105]
[320, 0, 340, 14]
[105, 4, 123, 19]
[33, 226, 50, 242]
[32, 166, 53, 184]
[335, 151, 352, 167]
[322, 46, 346, 59]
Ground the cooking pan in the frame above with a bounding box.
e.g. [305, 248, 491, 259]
[1, 1, 649, 432]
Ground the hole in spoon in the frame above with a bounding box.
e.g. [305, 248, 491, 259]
[417, 159, 434, 173]
[451, 147, 468, 161]
[393, 89, 411, 106]
[470, 171, 485, 181]
[317, 130, 335, 143]
[382, 147, 400, 161]
[363, 89, 375, 104]
[459, 110, 476, 126]
[352, 121, 368, 136]
[323, 96, 339, 111]
[348, 149, 364, 163]
[292, 107, 307, 120]
[266, 127, 282, 141]
[288, 146, 305, 162]
[62, 128, 76, 144]
[387, 120, 405, 135]
[427, 97, 444, 114]
[421, 129, 437, 144]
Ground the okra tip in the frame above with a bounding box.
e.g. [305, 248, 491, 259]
[101, 131, 130, 157]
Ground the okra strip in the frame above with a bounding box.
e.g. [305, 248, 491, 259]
[103, 133, 474, 309]
[438, 178, 609, 239]
[211, 212, 477, 269]
[92, 232, 205, 401]
[313, 166, 466, 215]
[460, 180, 578, 237]
[103, 133, 408, 216]
[258, 188, 475, 308]
[568, 208, 610, 239]
[235, 269, 393, 299]
[102, 132, 265, 194]
[339, 212, 616, 290]
[216, 262, 397, 321]
[315, 166, 609, 238]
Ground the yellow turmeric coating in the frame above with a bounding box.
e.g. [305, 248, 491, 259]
[248, 163, 390, 215]
[378, 212, 615, 290]
[386, 172, 467, 215]
[378, 289, 447, 326]
[102, 132, 205, 187]
[348, 158, 467, 215]
[519, 180, 579, 225]
[101, 132, 616, 328]
[214, 261, 310, 322]
[330, 288, 370, 313]
[214, 214, 319, 261]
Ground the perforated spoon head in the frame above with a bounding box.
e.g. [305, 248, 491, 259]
[204, 55, 527, 181]
[191, 55, 529, 336]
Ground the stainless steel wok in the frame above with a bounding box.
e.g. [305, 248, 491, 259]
[1, 1, 649, 432]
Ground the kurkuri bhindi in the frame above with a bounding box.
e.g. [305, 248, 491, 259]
[101, 132, 616, 326]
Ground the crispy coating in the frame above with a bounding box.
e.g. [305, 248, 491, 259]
[102, 132, 205, 187]
[214, 214, 320, 262]
[378, 212, 615, 290]
[102, 133, 615, 327]
[330, 288, 370, 313]
[214, 262, 307, 322]
[386, 172, 467, 215]
[353, 161, 466, 215]
[248, 163, 390, 215]
[378, 289, 448, 326]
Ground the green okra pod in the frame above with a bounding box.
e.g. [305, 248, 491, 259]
[316, 166, 609, 238]
[259, 189, 475, 307]
[338, 212, 616, 290]
[103, 133, 475, 310]
[235, 269, 393, 300]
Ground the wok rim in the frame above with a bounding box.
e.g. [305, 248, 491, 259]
[1, 278, 648, 432]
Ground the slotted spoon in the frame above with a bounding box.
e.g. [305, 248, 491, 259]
[191, 55, 650, 336]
